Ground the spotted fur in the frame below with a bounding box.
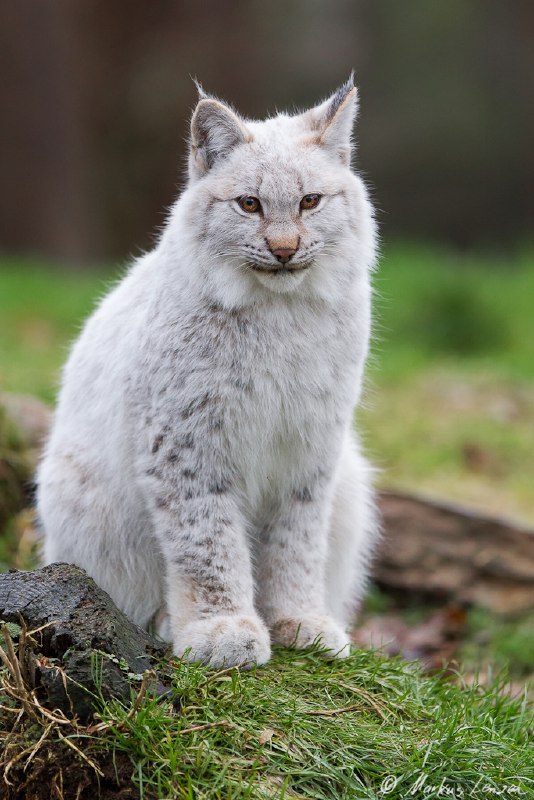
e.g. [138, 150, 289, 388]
[37, 80, 378, 667]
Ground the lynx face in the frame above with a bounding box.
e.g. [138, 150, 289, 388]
[176, 77, 374, 301]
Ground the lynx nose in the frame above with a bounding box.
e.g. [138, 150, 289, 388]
[271, 247, 297, 264]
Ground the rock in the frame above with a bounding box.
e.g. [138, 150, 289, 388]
[0, 563, 171, 722]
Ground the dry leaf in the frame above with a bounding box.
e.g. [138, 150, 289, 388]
[258, 728, 275, 745]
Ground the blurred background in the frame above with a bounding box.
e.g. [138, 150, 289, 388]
[2, 0, 533, 261]
[0, 1, 533, 679]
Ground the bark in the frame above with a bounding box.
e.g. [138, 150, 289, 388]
[0, 563, 170, 722]
[376, 491, 534, 614]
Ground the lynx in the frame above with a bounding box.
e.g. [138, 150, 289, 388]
[37, 76, 378, 667]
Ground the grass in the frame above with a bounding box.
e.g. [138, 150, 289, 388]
[0, 255, 116, 403]
[460, 607, 534, 678]
[369, 241, 534, 381]
[361, 584, 534, 687]
[0, 405, 32, 567]
[360, 370, 534, 522]
[362, 241, 534, 523]
[103, 649, 533, 799]
[1, 638, 533, 799]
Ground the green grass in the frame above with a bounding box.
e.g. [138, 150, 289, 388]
[361, 584, 534, 686]
[0, 256, 117, 403]
[2, 241, 534, 396]
[0, 405, 32, 567]
[3, 644, 529, 799]
[460, 607, 534, 678]
[370, 241, 534, 381]
[81, 647, 534, 798]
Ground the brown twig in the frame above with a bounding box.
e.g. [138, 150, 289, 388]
[0, 634, 18, 682]
[21, 721, 54, 772]
[335, 681, 392, 720]
[0, 624, 40, 724]
[31, 693, 73, 726]
[57, 731, 105, 778]
[126, 669, 153, 719]
[0, 622, 162, 788]
[17, 615, 28, 685]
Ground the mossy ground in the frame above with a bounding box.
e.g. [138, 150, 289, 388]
[1, 641, 533, 800]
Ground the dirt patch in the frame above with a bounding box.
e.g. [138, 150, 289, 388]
[1, 740, 141, 800]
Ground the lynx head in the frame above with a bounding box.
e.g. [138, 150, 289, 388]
[175, 76, 375, 304]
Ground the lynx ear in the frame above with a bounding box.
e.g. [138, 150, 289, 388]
[190, 98, 251, 179]
[306, 75, 358, 165]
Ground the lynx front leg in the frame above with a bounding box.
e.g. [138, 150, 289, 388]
[152, 488, 271, 668]
[257, 481, 351, 658]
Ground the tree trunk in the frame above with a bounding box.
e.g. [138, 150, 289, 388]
[376, 491, 534, 614]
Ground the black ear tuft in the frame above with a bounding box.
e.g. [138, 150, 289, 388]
[302, 74, 358, 164]
[325, 72, 355, 124]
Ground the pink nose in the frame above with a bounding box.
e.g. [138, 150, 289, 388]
[271, 248, 297, 264]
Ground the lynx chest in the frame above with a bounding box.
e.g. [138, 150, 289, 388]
[201, 301, 366, 504]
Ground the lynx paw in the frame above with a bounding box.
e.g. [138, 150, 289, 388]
[174, 614, 271, 668]
[270, 614, 351, 659]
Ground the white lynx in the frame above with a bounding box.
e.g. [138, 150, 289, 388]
[37, 77, 378, 667]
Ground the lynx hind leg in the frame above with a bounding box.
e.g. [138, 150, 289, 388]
[326, 440, 379, 628]
[37, 453, 163, 630]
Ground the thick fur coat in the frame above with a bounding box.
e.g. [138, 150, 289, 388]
[37, 77, 378, 667]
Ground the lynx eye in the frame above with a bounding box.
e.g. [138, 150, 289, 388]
[237, 196, 261, 214]
[300, 193, 321, 211]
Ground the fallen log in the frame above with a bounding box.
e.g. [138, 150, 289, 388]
[0, 563, 170, 722]
[376, 491, 534, 614]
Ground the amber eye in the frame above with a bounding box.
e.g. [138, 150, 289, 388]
[237, 196, 261, 213]
[300, 193, 321, 211]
